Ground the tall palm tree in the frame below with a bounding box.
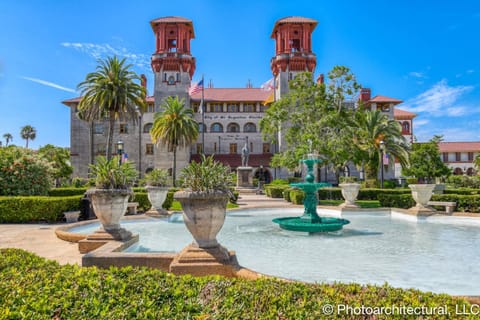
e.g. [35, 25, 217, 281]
[3, 133, 13, 146]
[20, 125, 36, 148]
[150, 96, 199, 186]
[351, 110, 410, 181]
[77, 56, 146, 160]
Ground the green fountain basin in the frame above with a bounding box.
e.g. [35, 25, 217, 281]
[272, 216, 350, 233]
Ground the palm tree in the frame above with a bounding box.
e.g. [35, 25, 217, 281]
[3, 133, 12, 146]
[351, 110, 410, 181]
[20, 125, 36, 148]
[77, 56, 146, 160]
[150, 96, 199, 186]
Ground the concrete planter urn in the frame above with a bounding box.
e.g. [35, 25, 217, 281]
[86, 189, 133, 240]
[339, 183, 361, 208]
[63, 210, 80, 223]
[145, 186, 169, 216]
[408, 184, 436, 213]
[174, 190, 229, 248]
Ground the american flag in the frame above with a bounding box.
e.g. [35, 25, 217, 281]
[383, 152, 389, 166]
[261, 77, 274, 91]
[189, 79, 204, 95]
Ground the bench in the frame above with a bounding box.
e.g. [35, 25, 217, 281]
[126, 202, 139, 215]
[427, 201, 456, 214]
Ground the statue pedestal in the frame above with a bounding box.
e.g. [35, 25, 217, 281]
[237, 167, 254, 188]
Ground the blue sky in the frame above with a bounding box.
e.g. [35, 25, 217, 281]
[0, 0, 479, 149]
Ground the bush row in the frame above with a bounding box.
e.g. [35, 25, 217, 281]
[0, 248, 473, 319]
[377, 193, 480, 213]
[0, 196, 82, 223]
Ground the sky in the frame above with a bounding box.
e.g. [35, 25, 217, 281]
[0, 0, 479, 149]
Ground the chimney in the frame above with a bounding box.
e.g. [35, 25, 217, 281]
[360, 88, 371, 102]
[316, 74, 324, 84]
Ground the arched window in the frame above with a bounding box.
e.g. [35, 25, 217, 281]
[198, 123, 206, 132]
[211, 123, 223, 132]
[227, 123, 240, 132]
[467, 168, 475, 176]
[143, 123, 153, 133]
[244, 122, 257, 132]
[453, 167, 463, 175]
[402, 121, 410, 134]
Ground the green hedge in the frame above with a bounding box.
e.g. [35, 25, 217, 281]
[377, 194, 415, 209]
[432, 194, 480, 213]
[48, 187, 88, 197]
[0, 196, 82, 223]
[264, 185, 290, 198]
[290, 189, 305, 205]
[0, 249, 474, 319]
[444, 188, 480, 195]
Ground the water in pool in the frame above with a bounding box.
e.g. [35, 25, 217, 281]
[70, 208, 480, 295]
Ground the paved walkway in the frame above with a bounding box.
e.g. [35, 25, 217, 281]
[0, 193, 293, 266]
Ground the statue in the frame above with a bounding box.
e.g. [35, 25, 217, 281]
[241, 143, 250, 167]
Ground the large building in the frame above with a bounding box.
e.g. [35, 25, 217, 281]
[438, 142, 480, 176]
[63, 16, 415, 183]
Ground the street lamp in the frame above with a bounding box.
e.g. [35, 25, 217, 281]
[117, 140, 124, 165]
[379, 140, 385, 188]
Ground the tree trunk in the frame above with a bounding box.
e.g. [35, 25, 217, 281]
[173, 146, 177, 187]
[106, 112, 115, 160]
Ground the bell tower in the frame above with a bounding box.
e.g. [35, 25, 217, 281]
[270, 17, 318, 99]
[150, 16, 196, 109]
[150, 16, 196, 174]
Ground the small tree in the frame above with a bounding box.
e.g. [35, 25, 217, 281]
[0, 146, 53, 195]
[402, 135, 451, 183]
[20, 125, 36, 148]
[38, 144, 73, 187]
[3, 133, 13, 146]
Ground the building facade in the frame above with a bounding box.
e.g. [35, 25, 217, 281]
[63, 15, 415, 184]
[438, 142, 480, 176]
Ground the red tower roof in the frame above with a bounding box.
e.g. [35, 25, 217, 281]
[150, 16, 195, 38]
[368, 95, 403, 104]
[270, 16, 318, 38]
[190, 88, 271, 102]
[394, 108, 416, 119]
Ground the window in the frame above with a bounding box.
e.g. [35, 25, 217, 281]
[402, 121, 410, 134]
[167, 75, 175, 85]
[213, 142, 217, 153]
[244, 122, 256, 133]
[244, 104, 255, 112]
[291, 38, 300, 52]
[146, 144, 154, 155]
[147, 104, 155, 113]
[198, 123, 206, 132]
[119, 123, 128, 134]
[263, 143, 270, 153]
[442, 152, 448, 162]
[250, 142, 253, 153]
[468, 152, 474, 161]
[227, 123, 240, 132]
[196, 143, 203, 154]
[168, 39, 177, 52]
[210, 103, 223, 112]
[143, 123, 153, 133]
[191, 102, 200, 113]
[260, 105, 268, 112]
[455, 152, 461, 161]
[211, 123, 223, 132]
[176, 73, 180, 82]
[227, 104, 240, 112]
[93, 123, 104, 134]
[229, 143, 237, 154]
[381, 104, 390, 112]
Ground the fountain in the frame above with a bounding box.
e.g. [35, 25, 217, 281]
[272, 155, 350, 232]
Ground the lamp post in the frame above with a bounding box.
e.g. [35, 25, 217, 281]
[117, 140, 124, 165]
[379, 140, 385, 189]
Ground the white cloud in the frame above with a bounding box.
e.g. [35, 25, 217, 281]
[413, 119, 429, 127]
[466, 69, 475, 74]
[20, 76, 76, 93]
[402, 79, 473, 117]
[408, 71, 426, 79]
[61, 42, 150, 71]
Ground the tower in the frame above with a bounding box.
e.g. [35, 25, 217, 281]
[270, 17, 318, 99]
[150, 16, 196, 174]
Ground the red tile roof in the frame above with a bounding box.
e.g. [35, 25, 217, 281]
[190, 88, 271, 102]
[271, 16, 318, 37]
[394, 108, 416, 119]
[190, 153, 273, 168]
[150, 16, 195, 37]
[438, 142, 480, 153]
[369, 95, 403, 104]
[62, 96, 155, 106]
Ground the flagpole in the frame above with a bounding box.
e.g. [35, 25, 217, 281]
[201, 74, 205, 155]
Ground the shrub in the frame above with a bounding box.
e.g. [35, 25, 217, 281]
[269, 178, 289, 185]
[0, 196, 82, 223]
[377, 194, 415, 209]
[0, 248, 473, 319]
[283, 187, 293, 202]
[290, 189, 305, 204]
[432, 194, 480, 213]
[48, 187, 87, 197]
[0, 146, 53, 196]
[130, 192, 150, 212]
[89, 156, 138, 189]
[264, 185, 290, 198]
[140, 168, 170, 187]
